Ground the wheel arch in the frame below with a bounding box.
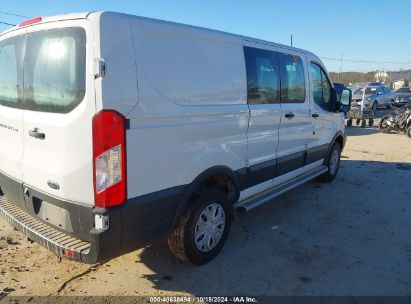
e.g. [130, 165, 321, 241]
[327, 131, 345, 157]
[169, 165, 242, 232]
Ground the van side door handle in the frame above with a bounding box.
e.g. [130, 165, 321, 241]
[284, 112, 295, 119]
[312, 113, 319, 118]
[29, 128, 45, 140]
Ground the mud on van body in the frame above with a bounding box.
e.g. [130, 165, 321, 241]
[0, 12, 351, 265]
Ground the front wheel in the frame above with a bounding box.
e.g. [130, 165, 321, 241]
[318, 142, 341, 183]
[379, 116, 391, 133]
[168, 188, 232, 265]
[406, 126, 411, 138]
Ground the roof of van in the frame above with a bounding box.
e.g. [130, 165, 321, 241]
[1, 11, 318, 59]
[0, 12, 92, 35]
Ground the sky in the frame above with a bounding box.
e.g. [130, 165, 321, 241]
[0, 0, 410, 72]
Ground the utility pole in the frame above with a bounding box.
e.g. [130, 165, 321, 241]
[290, 34, 293, 47]
[338, 53, 344, 82]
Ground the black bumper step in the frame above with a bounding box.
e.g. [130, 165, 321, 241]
[0, 194, 91, 261]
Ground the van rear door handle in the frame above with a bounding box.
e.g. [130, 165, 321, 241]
[312, 113, 319, 118]
[29, 128, 45, 140]
[284, 112, 295, 119]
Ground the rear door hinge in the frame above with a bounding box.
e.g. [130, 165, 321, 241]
[93, 58, 106, 79]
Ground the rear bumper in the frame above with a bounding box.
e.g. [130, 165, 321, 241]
[0, 171, 186, 263]
[0, 187, 127, 263]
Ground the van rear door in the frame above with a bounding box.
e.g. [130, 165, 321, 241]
[21, 21, 96, 206]
[0, 30, 27, 209]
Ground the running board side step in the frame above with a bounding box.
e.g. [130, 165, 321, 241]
[235, 165, 328, 213]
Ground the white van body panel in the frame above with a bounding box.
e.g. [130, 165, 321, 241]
[126, 15, 249, 197]
[88, 12, 139, 115]
[21, 19, 96, 205]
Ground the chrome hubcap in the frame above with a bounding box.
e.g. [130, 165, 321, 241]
[329, 148, 340, 175]
[194, 203, 226, 252]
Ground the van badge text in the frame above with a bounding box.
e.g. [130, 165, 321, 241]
[0, 123, 18, 132]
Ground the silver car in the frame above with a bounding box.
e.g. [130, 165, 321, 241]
[394, 87, 411, 107]
[352, 86, 395, 110]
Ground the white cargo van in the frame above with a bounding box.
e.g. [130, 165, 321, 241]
[0, 12, 351, 265]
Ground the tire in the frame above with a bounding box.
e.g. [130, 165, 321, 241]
[372, 102, 377, 111]
[406, 126, 411, 138]
[168, 188, 232, 265]
[318, 142, 341, 183]
[379, 116, 391, 133]
[361, 120, 366, 128]
[369, 119, 374, 127]
[347, 119, 352, 127]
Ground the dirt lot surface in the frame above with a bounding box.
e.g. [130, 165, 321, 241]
[1, 119, 411, 297]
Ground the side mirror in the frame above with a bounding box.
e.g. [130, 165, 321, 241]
[377, 92, 383, 95]
[339, 89, 351, 113]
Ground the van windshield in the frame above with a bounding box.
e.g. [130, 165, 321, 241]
[0, 28, 86, 113]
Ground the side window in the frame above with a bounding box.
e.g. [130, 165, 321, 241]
[310, 63, 323, 105]
[278, 53, 306, 103]
[321, 70, 331, 105]
[310, 62, 332, 111]
[244, 47, 280, 104]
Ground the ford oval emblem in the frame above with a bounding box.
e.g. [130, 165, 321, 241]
[47, 180, 60, 190]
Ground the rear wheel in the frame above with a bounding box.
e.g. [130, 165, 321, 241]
[168, 188, 232, 265]
[318, 142, 341, 183]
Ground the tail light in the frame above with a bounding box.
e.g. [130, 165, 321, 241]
[92, 110, 127, 207]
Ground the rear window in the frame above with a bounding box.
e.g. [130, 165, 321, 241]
[0, 36, 25, 109]
[0, 28, 86, 113]
[25, 28, 86, 113]
[354, 87, 378, 95]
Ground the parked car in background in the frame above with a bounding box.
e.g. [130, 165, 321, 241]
[349, 82, 383, 94]
[393, 87, 411, 107]
[352, 86, 395, 110]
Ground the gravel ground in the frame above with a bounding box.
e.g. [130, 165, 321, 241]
[0, 115, 410, 298]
